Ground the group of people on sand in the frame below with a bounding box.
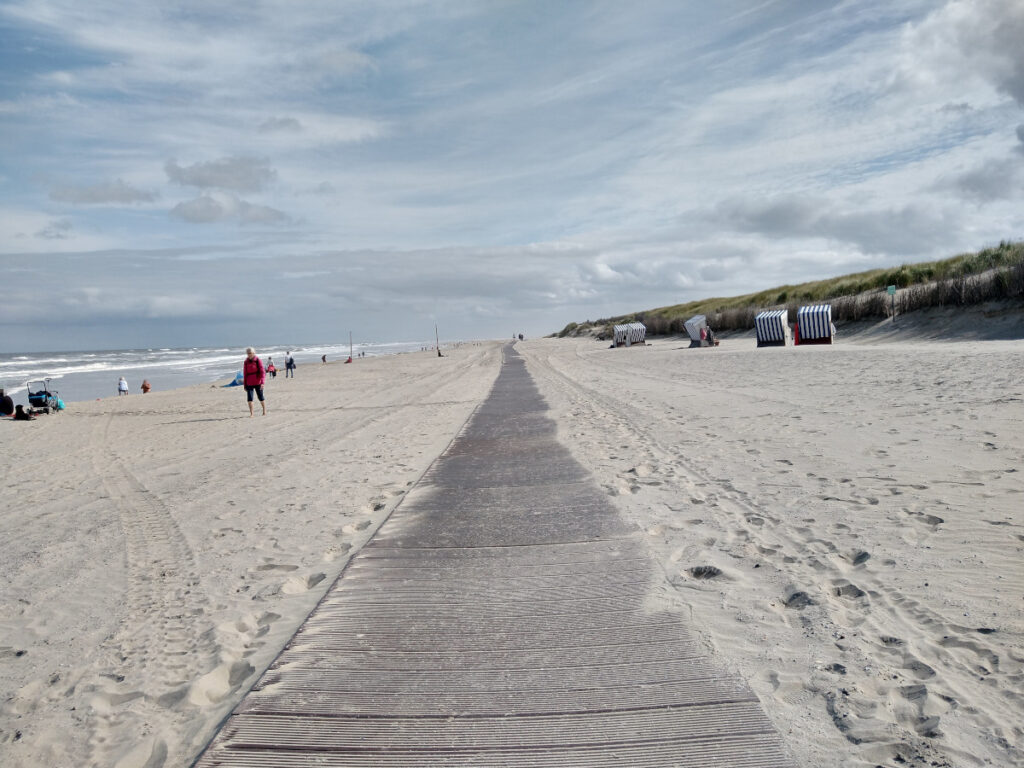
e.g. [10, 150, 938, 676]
[16, 349, 301, 420]
[263, 352, 295, 380]
[116, 376, 151, 396]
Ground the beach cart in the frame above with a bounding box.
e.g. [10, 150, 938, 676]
[26, 378, 63, 412]
[684, 315, 708, 348]
[612, 322, 646, 347]
[795, 304, 834, 345]
[755, 310, 791, 347]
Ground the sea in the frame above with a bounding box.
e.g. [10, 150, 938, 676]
[0, 340, 436, 406]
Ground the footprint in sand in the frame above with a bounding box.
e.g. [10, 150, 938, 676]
[845, 550, 871, 566]
[832, 580, 867, 600]
[342, 519, 373, 535]
[254, 563, 299, 572]
[782, 588, 815, 610]
[903, 509, 944, 530]
[687, 565, 723, 579]
[282, 572, 327, 594]
[901, 655, 936, 680]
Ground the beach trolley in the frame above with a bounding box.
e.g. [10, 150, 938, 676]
[26, 378, 64, 412]
[684, 315, 708, 348]
[795, 304, 834, 345]
[613, 322, 646, 347]
[755, 309, 791, 347]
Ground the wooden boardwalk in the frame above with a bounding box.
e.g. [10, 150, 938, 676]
[193, 345, 793, 767]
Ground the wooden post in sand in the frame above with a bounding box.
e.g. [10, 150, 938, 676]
[436, 325, 443, 358]
[888, 285, 896, 324]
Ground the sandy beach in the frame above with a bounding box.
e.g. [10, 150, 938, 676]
[2, 332, 1023, 767]
[518, 333, 1024, 767]
[0, 343, 502, 768]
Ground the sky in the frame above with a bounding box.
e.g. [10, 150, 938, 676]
[1, 0, 1023, 351]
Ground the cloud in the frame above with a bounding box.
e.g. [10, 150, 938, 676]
[935, 158, 1022, 202]
[36, 219, 73, 239]
[165, 156, 277, 192]
[49, 178, 156, 205]
[171, 196, 225, 223]
[305, 182, 335, 195]
[170, 193, 291, 225]
[940, 102, 972, 114]
[902, 0, 1024, 107]
[718, 196, 956, 255]
[258, 116, 303, 133]
[237, 200, 290, 225]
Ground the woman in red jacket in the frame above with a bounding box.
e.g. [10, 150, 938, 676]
[243, 347, 267, 417]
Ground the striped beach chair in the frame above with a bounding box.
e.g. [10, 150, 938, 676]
[684, 315, 707, 348]
[795, 304, 834, 345]
[754, 309, 790, 347]
[613, 322, 646, 347]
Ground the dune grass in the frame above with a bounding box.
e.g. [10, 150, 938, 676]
[559, 241, 1024, 338]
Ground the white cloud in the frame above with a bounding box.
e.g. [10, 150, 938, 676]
[170, 196, 225, 223]
[49, 178, 157, 204]
[901, 0, 1024, 107]
[165, 157, 277, 192]
[170, 192, 291, 225]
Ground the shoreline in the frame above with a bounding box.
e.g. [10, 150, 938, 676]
[0, 341, 443, 407]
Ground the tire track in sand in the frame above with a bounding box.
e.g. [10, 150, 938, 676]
[85, 412, 219, 768]
[519, 343, 1024, 768]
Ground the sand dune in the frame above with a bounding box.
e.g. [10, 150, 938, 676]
[517, 334, 1024, 767]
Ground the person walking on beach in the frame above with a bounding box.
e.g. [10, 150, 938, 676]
[141, 379, 151, 394]
[118, 376, 129, 396]
[243, 347, 267, 417]
[285, 352, 296, 378]
[266, 357, 276, 378]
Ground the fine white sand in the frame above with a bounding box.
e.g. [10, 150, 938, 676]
[0, 343, 502, 768]
[3, 332, 1023, 768]
[517, 334, 1024, 768]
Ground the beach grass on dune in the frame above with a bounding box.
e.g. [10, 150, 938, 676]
[560, 240, 1024, 337]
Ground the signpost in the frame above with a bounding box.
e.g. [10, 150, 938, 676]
[887, 285, 896, 323]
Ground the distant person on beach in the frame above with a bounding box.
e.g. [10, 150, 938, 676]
[0, 389, 14, 417]
[266, 357, 276, 378]
[321, 354, 327, 364]
[141, 379, 151, 394]
[243, 347, 267, 417]
[285, 353, 296, 378]
[14, 404, 34, 421]
[118, 377, 128, 396]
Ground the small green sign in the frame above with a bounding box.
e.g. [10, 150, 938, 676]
[887, 285, 896, 295]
